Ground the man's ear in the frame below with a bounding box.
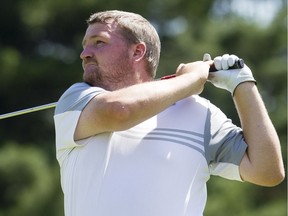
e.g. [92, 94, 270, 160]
[132, 42, 146, 62]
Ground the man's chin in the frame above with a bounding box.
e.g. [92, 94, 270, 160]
[83, 74, 94, 86]
[83, 75, 103, 87]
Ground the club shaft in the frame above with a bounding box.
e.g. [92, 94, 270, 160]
[0, 102, 57, 120]
[0, 59, 245, 120]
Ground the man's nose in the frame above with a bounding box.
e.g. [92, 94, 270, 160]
[80, 47, 93, 60]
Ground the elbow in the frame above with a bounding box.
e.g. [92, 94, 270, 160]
[261, 154, 286, 187]
[257, 167, 286, 187]
[263, 176, 285, 187]
[107, 102, 134, 131]
[243, 160, 286, 187]
[267, 169, 285, 187]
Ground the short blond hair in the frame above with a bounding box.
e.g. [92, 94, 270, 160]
[87, 10, 161, 78]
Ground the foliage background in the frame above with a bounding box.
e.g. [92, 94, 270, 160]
[0, 0, 286, 215]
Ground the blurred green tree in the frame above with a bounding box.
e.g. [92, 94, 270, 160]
[0, 143, 63, 216]
[0, 0, 286, 215]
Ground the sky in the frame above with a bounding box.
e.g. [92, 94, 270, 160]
[230, 0, 283, 26]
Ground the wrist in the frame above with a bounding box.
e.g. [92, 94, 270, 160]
[233, 81, 257, 98]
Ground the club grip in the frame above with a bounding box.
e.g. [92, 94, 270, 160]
[160, 59, 245, 80]
[209, 59, 244, 72]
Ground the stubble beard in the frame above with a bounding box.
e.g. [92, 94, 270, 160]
[82, 56, 134, 90]
[83, 64, 103, 87]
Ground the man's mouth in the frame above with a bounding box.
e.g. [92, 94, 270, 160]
[83, 61, 97, 70]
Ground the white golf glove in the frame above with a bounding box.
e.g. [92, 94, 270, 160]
[208, 54, 256, 96]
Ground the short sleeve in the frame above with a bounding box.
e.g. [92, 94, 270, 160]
[55, 82, 105, 114]
[204, 101, 247, 181]
[54, 82, 105, 165]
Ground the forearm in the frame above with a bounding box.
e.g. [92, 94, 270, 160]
[75, 62, 209, 139]
[105, 71, 206, 128]
[234, 82, 285, 185]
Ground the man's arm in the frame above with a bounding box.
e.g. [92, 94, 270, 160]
[74, 61, 210, 140]
[208, 54, 284, 186]
[234, 82, 285, 186]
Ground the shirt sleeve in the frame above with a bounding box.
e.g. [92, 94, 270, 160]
[55, 82, 105, 114]
[54, 82, 105, 165]
[204, 101, 247, 181]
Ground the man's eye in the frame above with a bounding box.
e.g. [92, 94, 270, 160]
[95, 41, 105, 46]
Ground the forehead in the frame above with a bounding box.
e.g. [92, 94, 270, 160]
[83, 22, 119, 40]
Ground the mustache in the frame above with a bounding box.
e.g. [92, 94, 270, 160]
[82, 59, 98, 68]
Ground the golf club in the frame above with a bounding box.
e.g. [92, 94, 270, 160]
[0, 59, 244, 120]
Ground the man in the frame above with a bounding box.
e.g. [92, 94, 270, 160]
[54, 10, 285, 216]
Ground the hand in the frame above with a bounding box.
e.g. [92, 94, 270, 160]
[176, 61, 210, 80]
[175, 61, 210, 95]
[208, 54, 256, 96]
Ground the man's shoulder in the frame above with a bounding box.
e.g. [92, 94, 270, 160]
[55, 82, 105, 114]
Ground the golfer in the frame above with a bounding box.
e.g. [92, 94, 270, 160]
[54, 10, 285, 216]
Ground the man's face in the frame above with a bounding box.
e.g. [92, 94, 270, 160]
[80, 22, 134, 90]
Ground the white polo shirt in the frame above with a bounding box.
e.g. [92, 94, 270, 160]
[54, 82, 247, 216]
